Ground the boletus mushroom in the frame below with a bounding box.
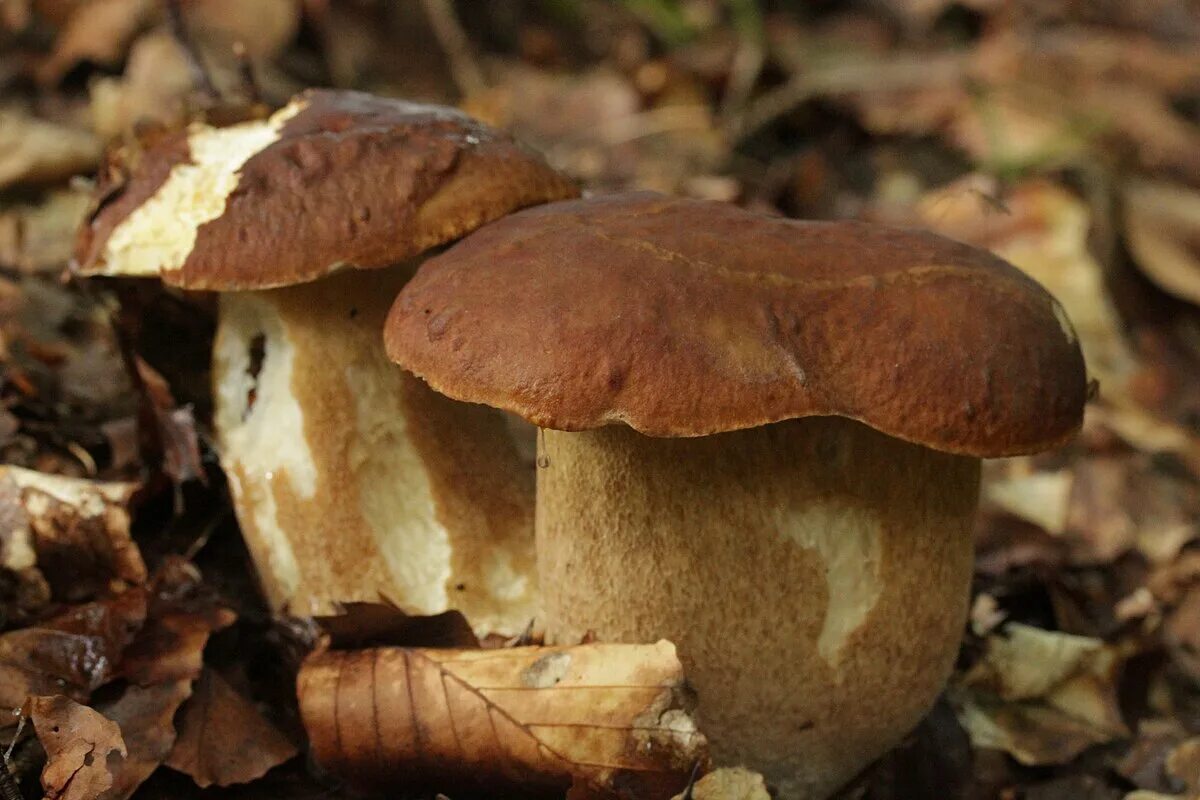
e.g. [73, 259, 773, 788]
[74, 89, 578, 633]
[384, 193, 1088, 797]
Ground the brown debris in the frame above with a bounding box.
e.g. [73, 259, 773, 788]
[298, 640, 707, 799]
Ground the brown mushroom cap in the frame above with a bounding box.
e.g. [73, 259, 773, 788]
[74, 89, 578, 290]
[385, 192, 1088, 457]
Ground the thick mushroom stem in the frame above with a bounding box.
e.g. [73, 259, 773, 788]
[536, 418, 980, 799]
[213, 267, 537, 635]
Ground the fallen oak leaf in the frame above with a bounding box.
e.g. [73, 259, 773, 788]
[298, 640, 708, 799]
[28, 694, 128, 800]
[166, 668, 296, 787]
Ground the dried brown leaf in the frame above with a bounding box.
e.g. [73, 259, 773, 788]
[29, 694, 128, 800]
[96, 680, 193, 799]
[0, 466, 145, 603]
[166, 668, 296, 787]
[298, 641, 707, 799]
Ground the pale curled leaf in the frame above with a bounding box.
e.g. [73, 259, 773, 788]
[166, 668, 296, 787]
[29, 695, 128, 800]
[298, 640, 708, 799]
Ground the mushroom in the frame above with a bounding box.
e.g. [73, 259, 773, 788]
[384, 192, 1088, 797]
[74, 89, 578, 634]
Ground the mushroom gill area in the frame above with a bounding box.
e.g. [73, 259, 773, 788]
[535, 417, 980, 798]
[213, 267, 538, 635]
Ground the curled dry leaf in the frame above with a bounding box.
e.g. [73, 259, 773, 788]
[29, 694, 128, 800]
[0, 111, 102, 190]
[298, 641, 707, 799]
[0, 466, 145, 603]
[952, 623, 1128, 766]
[166, 668, 297, 787]
[1123, 179, 1200, 307]
[669, 767, 770, 800]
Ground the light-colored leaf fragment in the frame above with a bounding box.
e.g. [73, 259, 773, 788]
[670, 767, 771, 800]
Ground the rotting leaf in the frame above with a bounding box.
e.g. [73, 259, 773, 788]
[298, 640, 708, 799]
[166, 668, 296, 788]
[0, 466, 145, 604]
[29, 694, 128, 800]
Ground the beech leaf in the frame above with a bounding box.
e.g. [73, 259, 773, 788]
[298, 640, 708, 799]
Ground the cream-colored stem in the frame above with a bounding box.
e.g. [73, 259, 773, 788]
[213, 267, 537, 635]
[536, 418, 980, 799]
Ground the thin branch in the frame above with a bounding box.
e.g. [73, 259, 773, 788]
[164, 0, 219, 101]
[418, 0, 486, 98]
